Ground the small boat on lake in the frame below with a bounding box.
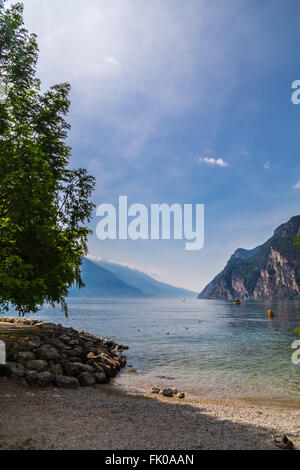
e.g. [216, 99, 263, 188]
[234, 299, 241, 305]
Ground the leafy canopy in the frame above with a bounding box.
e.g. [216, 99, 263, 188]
[0, 2, 95, 315]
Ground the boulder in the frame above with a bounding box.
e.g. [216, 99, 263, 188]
[49, 364, 64, 376]
[87, 361, 105, 373]
[39, 344, 61, 361]
[78, 372, 96, 387]
[60, 335, 72, 344]
[119, 355, 127, 367]
[25, 359, 47, 371]
[65, 347, 86, 360]
[25, 372, 39, 386]
[0, 318, 127, 389]
[150, 387, 160, 394]
[36, 371, 55, 387]
[6, 362, 25, 378]
[162, 388, 173, 397]
[56, 375, 79, 389]
[19, 336, 41, 351]
[68, 357, 82, 363]
[176, 392, 185, 399]
[52, 339, 70, 350]
[72, 363, 94, 374]
[60, 360, 73, 376]
[17, 351, 35, 361]
[100, 363, 115, 378]
[94, 372, 107, 384]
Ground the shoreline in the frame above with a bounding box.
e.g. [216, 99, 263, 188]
[1, 377, 300, 450]
[1, 316, 300, 450]
[112, 377, 300, 410]
[112, 372, 300, 410]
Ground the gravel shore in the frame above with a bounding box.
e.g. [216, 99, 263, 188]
[1, 378, 300, 450]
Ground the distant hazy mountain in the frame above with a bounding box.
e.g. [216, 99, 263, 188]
[68, 258, 145, 298]
[199, 215, 300, 300]
[96, 259, 196, 298]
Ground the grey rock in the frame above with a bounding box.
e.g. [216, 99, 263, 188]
[56, 375, 79, 389]
[25, 359, 47, 371]
[60, 360, 73, 376]
[150, 387, 160, 394]
[52, 339, 70, 350]
[78, 372, 96, 386]
[49, 364, 64, 376]
[94, 372, 107, 384]
[6, 361, 25, 377]
[68, 357, 82, 363]
[198, 215, 300, 300]
[162, 388, 174, 397]
[60, 335, 71, 344]
[18, 336, 41, 351]
[74, 363, 94, 373]
[25, 373, 39, 386]
[176, 392, 185, 399]
[17, 351, 35, 361]
[39, 344, 61, 361]
[36, 371, 55, 387]
[87, 360, 105, 373]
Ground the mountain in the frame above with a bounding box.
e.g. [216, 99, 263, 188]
[94, 260, 196, 298]
[198, 215, 300, 300]
[68, 258, 145, 298]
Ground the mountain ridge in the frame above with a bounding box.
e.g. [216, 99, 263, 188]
[95, 259, 196, 298]
[69, 258, 196, 299]
[68, 258, 145, 298]
[198, 215, 300, 300]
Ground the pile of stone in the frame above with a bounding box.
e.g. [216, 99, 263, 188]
[0, 317, 128, 389]
[150, 387, 185, 399]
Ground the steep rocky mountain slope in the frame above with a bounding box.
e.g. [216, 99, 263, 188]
[198, 215, 300, 300]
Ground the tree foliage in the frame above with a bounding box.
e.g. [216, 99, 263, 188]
[293, 237, 300, 249]
[0, 2, 95, 315]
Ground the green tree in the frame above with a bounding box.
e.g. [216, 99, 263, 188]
[0, 2, 95, 316]
[293, 237, 300, 249]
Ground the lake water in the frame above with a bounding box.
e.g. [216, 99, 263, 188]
[5, 298, 300, 401]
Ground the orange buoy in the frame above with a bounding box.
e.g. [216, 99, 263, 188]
[268, 309, 274, 319]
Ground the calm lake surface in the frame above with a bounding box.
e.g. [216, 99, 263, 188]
[6, 298, 300, 401]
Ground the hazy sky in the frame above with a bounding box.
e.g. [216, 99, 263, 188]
[7, 0, 300, 291]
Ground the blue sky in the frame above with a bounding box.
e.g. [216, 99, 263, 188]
[9, 0, 300, 291]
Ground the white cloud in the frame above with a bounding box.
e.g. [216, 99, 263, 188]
[263, 161, 270, 169]
[293, 181, 300, 190]
[199, 157, 228, 167]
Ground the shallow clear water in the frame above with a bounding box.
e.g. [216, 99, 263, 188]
[5, 298, 300, 401]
